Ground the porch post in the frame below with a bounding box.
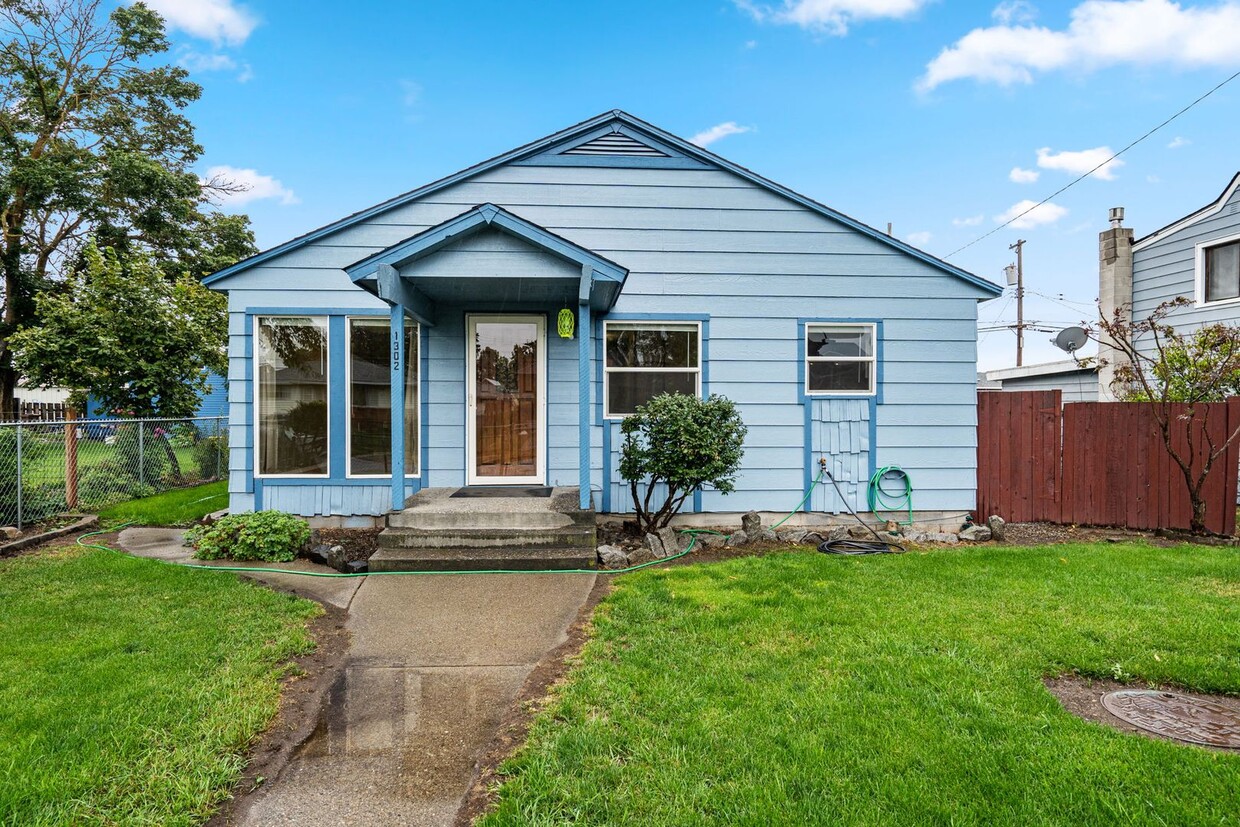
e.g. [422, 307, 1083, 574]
[578, 299, 592, 510]
[390, 303, 406, 511]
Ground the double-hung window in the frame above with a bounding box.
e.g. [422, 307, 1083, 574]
[805, 323, 876, 395]
[604, 321, 701, 418]
[347, 317, 418, 477]
[1203, 239, 1240, 304]
[256, 316, 329, 476]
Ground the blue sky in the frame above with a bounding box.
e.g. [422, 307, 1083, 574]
[146, 0, 1240, 369]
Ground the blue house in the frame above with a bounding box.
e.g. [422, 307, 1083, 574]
[205, 111, 1001, 529]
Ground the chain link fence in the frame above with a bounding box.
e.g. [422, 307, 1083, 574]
[0, 416, 227, 529]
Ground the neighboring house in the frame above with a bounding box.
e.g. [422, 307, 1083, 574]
[204, 110, 1001, 523]
[82, 370, 229, 421]
[1098, 172, 1240, 397]
[981, 361, 1098, 403]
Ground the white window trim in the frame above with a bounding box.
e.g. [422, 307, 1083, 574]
[345, 315, 420, 480]
[603, 320, 702, 420]
[1194, 232, 1240, 307]
[805, 322, 878, 397]
[254, 315, 331, 479]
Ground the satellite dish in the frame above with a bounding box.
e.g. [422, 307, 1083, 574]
[1052, 326, 1088, 354]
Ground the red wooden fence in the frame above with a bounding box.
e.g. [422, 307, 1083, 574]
[977, 391, 1240, 535]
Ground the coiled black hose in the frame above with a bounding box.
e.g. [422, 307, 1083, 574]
[817, 469, 904, 555]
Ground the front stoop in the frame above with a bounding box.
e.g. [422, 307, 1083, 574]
[371, 487, 596, 572]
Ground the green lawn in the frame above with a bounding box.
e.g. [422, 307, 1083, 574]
[483, 543, 1240, 826]
[98, 480, 229, 527]
[0, 546, 319, 826]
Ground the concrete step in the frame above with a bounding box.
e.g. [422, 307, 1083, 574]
[387, 508, 574, 530]
[368, 546, 597, 572]
[377, 525, 595, 550]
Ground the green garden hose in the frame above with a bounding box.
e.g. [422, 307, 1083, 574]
[77, 524, 714, 577]
[867, 465, 913, 526]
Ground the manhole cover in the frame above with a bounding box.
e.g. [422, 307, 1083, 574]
[1101, 690, 1240, 748]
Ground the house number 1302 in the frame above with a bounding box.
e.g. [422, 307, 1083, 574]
[391, 330, 401, 371]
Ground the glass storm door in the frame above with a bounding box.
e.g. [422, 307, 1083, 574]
[466, 315, 546, 485]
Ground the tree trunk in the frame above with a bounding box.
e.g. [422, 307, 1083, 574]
[0, 363, 14, 420]
[1189, 494, 1208, 536]
[159, 431, 183, 483]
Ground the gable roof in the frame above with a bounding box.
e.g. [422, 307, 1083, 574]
[204, 110, 1001, 296]
[1133, 171, 1240, 252]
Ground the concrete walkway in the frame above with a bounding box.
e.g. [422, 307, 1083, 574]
[117, 528, 596, 826]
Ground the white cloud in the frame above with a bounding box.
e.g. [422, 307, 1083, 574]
[690, 122, 753, 147]
[1147, 174, 1162, 183]
[735, 0, 930, 35]
[953, 214, 985, 227]
[745, 39, 759, 48]
[203, 165, 298, 206]
[994, 199, 1068, 228]
[1036, 145, 1123, 180]
[1167, 135, 1191, 149]
[992, 0, 1037, 25]
[906, 230, 933, 245]
[178, 49, 253, 81]
[400, 79, 423, 108]
[919, 0, 1240, 91]
[138, 0, 258, 46]
[1009, 166, 1040, 183]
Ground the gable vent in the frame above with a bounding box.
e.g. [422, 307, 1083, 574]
[563, 132, 669, 157]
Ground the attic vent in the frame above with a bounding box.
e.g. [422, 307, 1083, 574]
[563, 132, 668, 157]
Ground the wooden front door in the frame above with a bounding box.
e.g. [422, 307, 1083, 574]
[466, 314, 546, 485]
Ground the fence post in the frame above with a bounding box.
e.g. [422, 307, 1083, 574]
[65, 409, 79, 511]
[138, 422, 145, 486]
[15, 423, 23, 530]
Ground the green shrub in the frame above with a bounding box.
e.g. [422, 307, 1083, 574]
[619, 393, 747, 532]
[192, 433, 229, 480]
[78, 461, 154, 509]
[0, 426, 55, 525]
[186, 511, 310, 563]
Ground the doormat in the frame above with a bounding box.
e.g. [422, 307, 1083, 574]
[450, 486, 553, 498]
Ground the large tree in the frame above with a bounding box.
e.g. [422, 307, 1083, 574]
[0, 0, 248, 412]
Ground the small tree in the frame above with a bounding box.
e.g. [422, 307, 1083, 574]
[619, 393, 746, 533]
[1089, 298, 1240, 534]
[11, 240, 226, 478]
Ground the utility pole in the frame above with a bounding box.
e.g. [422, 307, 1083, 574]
[1009, 239, 1026, 366]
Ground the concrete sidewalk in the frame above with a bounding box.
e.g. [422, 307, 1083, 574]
[115, 528, 596, 826]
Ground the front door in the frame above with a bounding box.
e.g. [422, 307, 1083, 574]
[466, 314, 546, 485]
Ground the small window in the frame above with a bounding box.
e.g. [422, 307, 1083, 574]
[604, 322, 701, 417]
[348, 318, 418, 477]
[806, 323, 876, 395]
[1204, 240, 1240, 304]
[256, 316, 329, 476]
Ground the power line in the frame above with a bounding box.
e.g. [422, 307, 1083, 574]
[945, 68, 1240, 259]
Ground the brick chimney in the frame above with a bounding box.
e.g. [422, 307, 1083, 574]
[1097, 207, 1134, 400]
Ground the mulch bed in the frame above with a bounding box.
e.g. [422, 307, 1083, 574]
[309, 527, 381, 564]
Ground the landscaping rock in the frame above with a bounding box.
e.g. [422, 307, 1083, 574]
[777, 528, 809, 544]
[924, 532, 960, 544]
[694, 531, 726, 549]
[626, 546, 655, 565]
[801, 531, 826, 547]
[345, 560, 368, 574]
[885, 520, 899, 534]
[725, 530, 748, 547]
[306, 543, 332, 566]
[326, 544, 348, 571]
[742, 510, 762, 536]
[656, 527, 683, 555]
[827, 526, 851, 542]
[0, 526, 19, 540]
[847, 524, 871, 539]
[755, 527, 778, 544]
[598, 545, 628, 569]
[959, 525, 993, 542]
[987, 515, 1007, 541]
[876, 531, 904, 545]
[905, 531, 930, 544]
